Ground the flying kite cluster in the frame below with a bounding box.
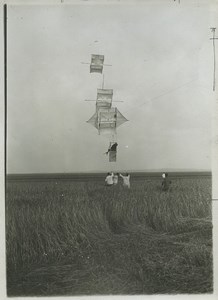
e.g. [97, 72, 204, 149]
[85, 54, 128, 162]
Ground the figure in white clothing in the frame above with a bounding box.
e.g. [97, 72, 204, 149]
[105, 172, 114, 186]
[120, 173, 130, 188]
[113, 173, 119, 185]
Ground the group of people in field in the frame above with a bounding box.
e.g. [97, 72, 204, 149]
[105, 171, 171, 191]
[105, 172, 130, 189]
[105, 172, 171, 191]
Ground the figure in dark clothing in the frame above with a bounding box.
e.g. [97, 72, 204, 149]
[161, 173, 171, 191]
[105, 142, 118, 155]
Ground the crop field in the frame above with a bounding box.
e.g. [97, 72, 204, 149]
[6, 175, 213, 296]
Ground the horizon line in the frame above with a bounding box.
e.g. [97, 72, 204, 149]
[6, 169, 212, 176]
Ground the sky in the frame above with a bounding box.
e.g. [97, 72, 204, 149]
[6, 0, 216, 173]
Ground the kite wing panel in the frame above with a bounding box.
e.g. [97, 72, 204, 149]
[86, 112, 98, 129]
[116, 109, 128, 127]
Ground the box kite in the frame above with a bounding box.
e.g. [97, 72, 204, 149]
[87, 107, 128, 136]
[96, 89, 113, 110]
[90, 54, 104, 73]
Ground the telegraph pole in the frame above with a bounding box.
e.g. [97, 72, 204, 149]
[210, 28, 218, 91]
[4, 4, 7, 177]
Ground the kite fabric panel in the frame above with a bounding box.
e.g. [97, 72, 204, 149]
[90, 54, 104, 73]
[96, 89, 113, 110]
[98, 108, 117, 135]
[98, 108, 117, 128]
[86, 112, 98, 129]
[91, 54, 104, 65]
[99, 107, 128, 128]
[116, 109, 128, 127]
[99, 127, 116, 136]
[109, 150, 117, 162]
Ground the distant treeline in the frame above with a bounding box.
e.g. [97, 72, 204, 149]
[6, 172, 212, 182]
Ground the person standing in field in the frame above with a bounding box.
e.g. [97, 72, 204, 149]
[120, 173, 130, 188]
[105, 172, 114, 186]
[162, 172, 166, 179]
[113, 173, 119, 185]
[161, 173, 171, 191]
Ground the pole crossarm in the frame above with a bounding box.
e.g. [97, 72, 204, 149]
[85, 99, 124, 102]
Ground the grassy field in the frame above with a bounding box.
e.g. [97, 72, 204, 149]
[6, 175, 213, 296]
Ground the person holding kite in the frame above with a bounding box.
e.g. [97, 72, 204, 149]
[105, 172, 114, 186]
[113, 173, 119, 185]
[120, 173, 130, 189]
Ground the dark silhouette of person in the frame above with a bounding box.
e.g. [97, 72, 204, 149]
[105, 142, 118, 154]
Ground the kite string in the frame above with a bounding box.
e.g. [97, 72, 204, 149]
[121, 28, 213, 116]
[122, 76, 198, 116]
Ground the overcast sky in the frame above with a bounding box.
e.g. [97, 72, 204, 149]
[6, 1, 216, 173]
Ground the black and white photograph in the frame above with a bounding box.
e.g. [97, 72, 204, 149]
[2, 0, 218, 297]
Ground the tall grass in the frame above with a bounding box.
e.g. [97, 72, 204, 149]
[6, 177, 212, 295]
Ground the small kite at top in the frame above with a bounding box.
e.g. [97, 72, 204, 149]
[81, 54, 112, 73]
[90, 54, 104, 73]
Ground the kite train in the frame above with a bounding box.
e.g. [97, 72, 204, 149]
[85, 54, 128, 162]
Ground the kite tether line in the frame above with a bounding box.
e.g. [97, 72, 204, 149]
[122, 76, 198, 117]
